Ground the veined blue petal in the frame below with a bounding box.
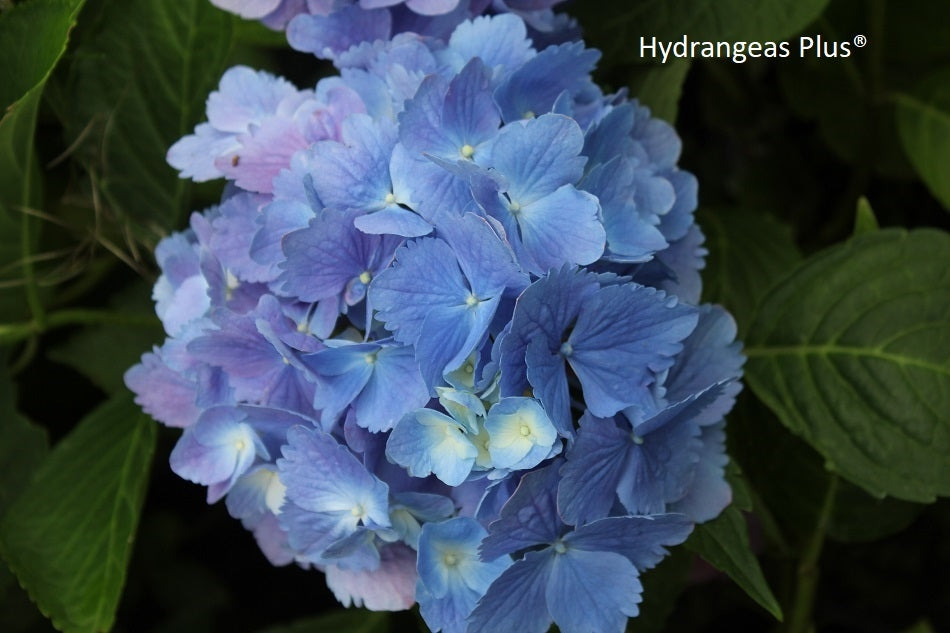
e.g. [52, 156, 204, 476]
[557, 414, 633, 525]
[669, 422, 732, 523]
[357, 343, 430, 431]
[279, 208, 401, 303]
[484, 114, 586, 204]
[566, 514, 693, 572]
[468, 549, 554, 633]
[664, 304, 745, 426]
[481, 463, 562, 559]
[370, 237, 469, 345]
[512, 183, 605, 274]
[494, 42, 600, 123]
[545, 548, 641, 633]
[499, 265, 600, 398]
[308, 113, 398, 211]
[566, 283, 698, 418]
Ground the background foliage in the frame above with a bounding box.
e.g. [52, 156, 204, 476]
[0, 0, 947, 631]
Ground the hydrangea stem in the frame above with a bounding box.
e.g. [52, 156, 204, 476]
[21, 198, 45, 333]
[785, 474, 839, 633]
[0, 309, 157, 345]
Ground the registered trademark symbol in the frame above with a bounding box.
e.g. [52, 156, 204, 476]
[854, 34, 868, 47]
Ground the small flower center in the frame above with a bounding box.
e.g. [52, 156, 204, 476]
[559, 341, 573, 357]
[632, 434, 644, 445]
[359, 270, 372, 284]
[350, 504, 365, 518]
[465, 293, 479, 307]
[234, 439, 246, 452]
[519, 424, 531, 437]
[384, 192, 396, 205]
[364, 352, 378, 365]
[443, 553, 459, 567]
[460, 144, 475, 159]
[507, 199, 521, 214]
[553, 540, 567, 554]
[523, 110, 536, 119]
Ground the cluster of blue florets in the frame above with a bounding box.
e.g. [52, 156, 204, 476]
[126, 3, 743, 632]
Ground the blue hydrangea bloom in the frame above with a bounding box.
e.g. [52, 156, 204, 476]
[126, 7, 744, 631]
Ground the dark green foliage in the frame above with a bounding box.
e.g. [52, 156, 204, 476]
[0, 0, 948, 631]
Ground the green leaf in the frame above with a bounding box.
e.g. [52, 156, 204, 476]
[575, 0, 830, 64]
[700, 207, 802, 336]
[853, 196, 879, 235]
[730, 395, 922, 546]
[0, 367, 48, 520]
[48, 284, 163, 393]
[257, 610, 390, 633]
[0, 0, 85, 111]
[48, 0, 234, 233]
[0, 361, 47, 603]
[0, 392, 157, 633]
[628, 60, 691, 123]
[895, 70, 950, 211]
[685, 506, 783, 620]
[744, 229, 950, 502]
[233, 16, 290, 47]
[828, 476, 922, 543]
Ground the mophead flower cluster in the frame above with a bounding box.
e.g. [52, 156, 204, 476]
[126, 3, 744, 632]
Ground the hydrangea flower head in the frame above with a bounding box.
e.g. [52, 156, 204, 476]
[127, 6, 743, 632]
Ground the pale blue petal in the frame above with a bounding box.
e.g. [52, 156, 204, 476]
[514, 183, 604, 273]
[354, 205, 433, 237]
[386, 409, 477, 486]
[442, 14, 535, 78]
[487, 114, 586, 204]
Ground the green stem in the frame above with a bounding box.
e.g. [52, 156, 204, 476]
[747, 484, 793, 557]
[0, 309, 157, 344]
[785, 475, 839, 633]
[20, 193, 45, 331]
